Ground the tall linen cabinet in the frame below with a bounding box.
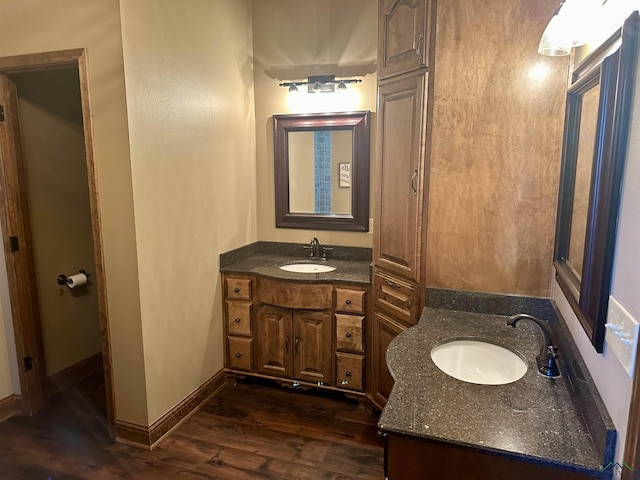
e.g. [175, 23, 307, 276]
[370, 0, 436, 408]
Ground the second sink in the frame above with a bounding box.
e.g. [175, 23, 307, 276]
[431, 339, 527, 385]
[279, 263, 336, 273]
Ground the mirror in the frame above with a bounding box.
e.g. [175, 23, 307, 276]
[554, 12, 639, 352]
[273, 111, 370, 231]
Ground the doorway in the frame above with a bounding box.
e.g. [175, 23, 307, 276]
[0, 50, 114, 436]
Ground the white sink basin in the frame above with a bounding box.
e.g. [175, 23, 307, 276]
[278, 263, 336, 273]
[430, 339, 527, 385]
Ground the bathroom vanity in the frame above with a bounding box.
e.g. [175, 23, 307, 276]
[379, 302, 616, 480]
[220, 242, 372, 398]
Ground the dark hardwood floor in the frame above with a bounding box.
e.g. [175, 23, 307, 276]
[0, 375, 383, 479]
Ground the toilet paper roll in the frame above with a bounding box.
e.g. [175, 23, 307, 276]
[66, 273, 88, 289]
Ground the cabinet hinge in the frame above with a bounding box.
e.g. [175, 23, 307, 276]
[9, 236, 19, 252]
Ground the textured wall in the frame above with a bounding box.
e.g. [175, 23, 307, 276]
[0, 0, 147, 424]
[253, 0, 377, 247]
[427, 0, 568, 296]
[119, 0, 257, 424]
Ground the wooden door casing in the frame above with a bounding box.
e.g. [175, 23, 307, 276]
[0, 74, 47, 415]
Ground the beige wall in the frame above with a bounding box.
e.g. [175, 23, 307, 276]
[427, 0, 568, 297]
[0, 0, 147, 424]
[331, 130, 353, 215]
[119, 0, 257, 424]
[556, 0, 640, 464]
[289, 132, 315, 213]
[14, 70, 102, 377]
[253, 0, 377, 247]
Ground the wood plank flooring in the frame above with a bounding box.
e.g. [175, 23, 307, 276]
[0, 376, 383, 479]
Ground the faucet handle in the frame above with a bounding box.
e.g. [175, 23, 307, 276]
[321, 246, 333, 260]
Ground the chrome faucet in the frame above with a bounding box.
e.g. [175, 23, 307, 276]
[303, 237, 332, 260]
[507, 314, 560, 378]
[303, 237, 321, 259]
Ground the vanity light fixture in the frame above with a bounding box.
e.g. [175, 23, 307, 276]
[538, 0, 600, 56]
[279, 75, 362, 93]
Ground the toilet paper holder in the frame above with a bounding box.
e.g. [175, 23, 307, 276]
[57, 269, 91, 286]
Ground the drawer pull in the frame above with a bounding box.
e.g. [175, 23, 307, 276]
[233, 287, 240, 293]
[234, 318, 241, 323]
[235, 352, 242, 358]
[295, 336, 300, 353]
[345, 299, 352, 305]
[345, 370, 352, 377]
[285, 335, 289, 353]
[384, 279, 401, 288]
[345, 332, 352, 338]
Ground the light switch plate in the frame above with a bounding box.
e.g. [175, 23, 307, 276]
[605, 296, 639, 377]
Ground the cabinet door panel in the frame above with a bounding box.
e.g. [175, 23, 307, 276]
[372, 311, 406, 406]
[256, 305, 292, 378]
[293, 310, 332, 385]
[374, 72, 428, 282]
[379, 0, 433, 79]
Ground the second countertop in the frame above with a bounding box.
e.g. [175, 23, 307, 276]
[378, 307, 613, 474]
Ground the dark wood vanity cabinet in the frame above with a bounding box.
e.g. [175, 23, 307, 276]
[224, 275, 254, 371]
[372, 0, 435, 408]
[383, 432, 598, 480]
[223, 273, 370, 396]
[255, 305, 332, 385]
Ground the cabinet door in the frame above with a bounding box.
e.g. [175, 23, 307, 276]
[293, 310, 332, 385]
[374, 72, 428, 282]
[371, 311, 406, 407]
[256, 305, 292, 378]
[378, 0, 433, 79]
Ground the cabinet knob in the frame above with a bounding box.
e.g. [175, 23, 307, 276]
[234, 318, 241, 323]
[235, 352, 242, 358]
[233, 287, 240, 293]
[345, 370, 352, 377]
[345, 332, 352, 338]
[345, 299, 352, 305]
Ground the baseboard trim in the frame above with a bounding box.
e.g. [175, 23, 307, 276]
[115, 369, 227, 450]
[0, 394, 23, 422]
[47, 352, 103, 397]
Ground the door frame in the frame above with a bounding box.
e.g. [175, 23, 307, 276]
[0, 49, 115, 434]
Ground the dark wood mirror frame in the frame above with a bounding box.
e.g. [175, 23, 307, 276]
[554, 12, 639, 352]
[273, 111, 370, 231]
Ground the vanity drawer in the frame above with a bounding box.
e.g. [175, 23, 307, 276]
[257, 277, 332, 309]
[226, 277, 252, 300]
[226, 301, 252, 336]
[335, 314, 365, 352]
[335, 288, 366, 314]
[228, 336, 253, 371]
[373, 271, 419, 327]
[336, 352, 364, 391]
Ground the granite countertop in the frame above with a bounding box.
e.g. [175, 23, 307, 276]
[379, 307, 610, 474]
[219, 242, 372, 284]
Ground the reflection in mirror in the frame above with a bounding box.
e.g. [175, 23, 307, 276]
[554, 11, 639, 352]
[288, 130, 352, 215]
[273, 111, 370, 231]
[567, 85, 599, 279]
